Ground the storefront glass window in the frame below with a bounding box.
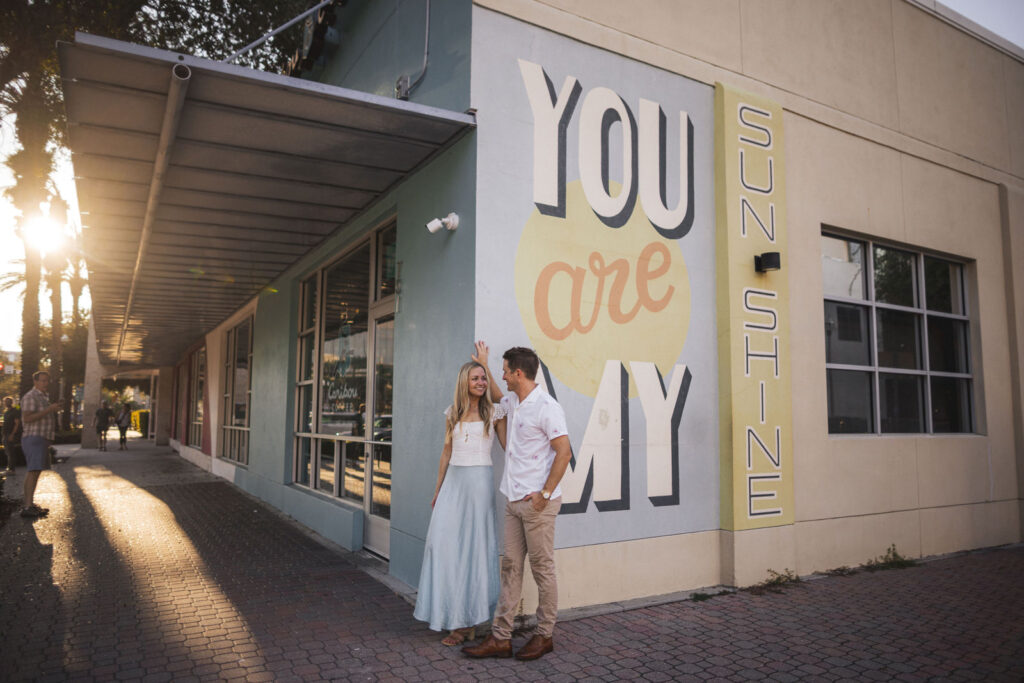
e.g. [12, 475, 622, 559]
[221, 317, 252, 464]
[320, 244, 370, 437]
[189, 349, 205, 448]
[293, 222, 397, 545]
[822, 232, 973, 435]
[376, 225, 397, 301]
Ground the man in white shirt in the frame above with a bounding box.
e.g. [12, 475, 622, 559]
[463, 347, 572, 661]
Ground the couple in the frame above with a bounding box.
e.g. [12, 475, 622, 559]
[413, 343, 572, 661]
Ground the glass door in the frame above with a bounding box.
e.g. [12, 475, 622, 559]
[363, 314, 394, 554]
[362, 225, 397, 555]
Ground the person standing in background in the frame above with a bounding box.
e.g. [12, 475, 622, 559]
[115, 404, 132, 451]
[20, 371, 62, 518]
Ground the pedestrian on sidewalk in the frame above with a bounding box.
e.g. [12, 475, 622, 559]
[414, 342, 505, 647]
[2, 396, 22, 473]
[20, 371, 62, 518]
[462, 347, 572, 662]
[115, 404, 132, 450]
[93, 400, 113, 451]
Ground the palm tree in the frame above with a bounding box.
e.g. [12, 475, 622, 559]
[3, 74, 50, 398]
[2, 1, 308, 402]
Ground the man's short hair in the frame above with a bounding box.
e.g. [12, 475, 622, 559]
[32, 370, 50, 382]
[503, 347, 540, 381]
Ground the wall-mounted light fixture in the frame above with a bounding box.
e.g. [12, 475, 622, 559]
[754, 251, 781, 272]
[426, 212, 459, 234]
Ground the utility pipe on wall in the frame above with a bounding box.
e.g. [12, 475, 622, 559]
[116, 63, 191, 368]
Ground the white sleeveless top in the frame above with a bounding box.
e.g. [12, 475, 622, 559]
[446, 404, 507, 467]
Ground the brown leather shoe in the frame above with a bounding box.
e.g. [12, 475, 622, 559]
[462, 634, 512, 658]
[514, 634, 554, 660]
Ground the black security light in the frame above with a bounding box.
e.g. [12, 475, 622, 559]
[754, 251, 781, 272]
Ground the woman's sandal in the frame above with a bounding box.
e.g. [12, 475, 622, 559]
[441, 626, 476, 647]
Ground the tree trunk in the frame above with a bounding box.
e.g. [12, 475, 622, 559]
[46, 270, 65, 428]
[11, 74, 51, 400]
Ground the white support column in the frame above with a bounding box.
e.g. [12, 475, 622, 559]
[81, 319, 104, 450]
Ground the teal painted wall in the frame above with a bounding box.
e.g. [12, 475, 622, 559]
[388, 135, 477, 587]
[239, 134, 476, 583]
[250, 279, 297, 485]
[316, 0, 471, 112]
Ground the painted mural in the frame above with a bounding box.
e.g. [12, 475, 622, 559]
[473, 10, 718, 547]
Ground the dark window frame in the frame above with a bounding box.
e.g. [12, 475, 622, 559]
[822, 231, 974, 435]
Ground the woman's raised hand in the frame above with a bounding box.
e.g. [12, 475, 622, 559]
[471, 340, 489, 366]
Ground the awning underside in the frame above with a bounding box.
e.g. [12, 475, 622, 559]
[58, 34, 473, 369]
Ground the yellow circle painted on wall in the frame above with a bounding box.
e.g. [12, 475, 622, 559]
[514, 180, 691, 398]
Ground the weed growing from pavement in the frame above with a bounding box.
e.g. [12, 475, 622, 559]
[691, 590, 734, 602]
[824, 565, 857, 577]
[747, 568, 802, 595]
[863, 544, 917, 571]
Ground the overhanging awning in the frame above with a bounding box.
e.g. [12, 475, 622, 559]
[58, 32, 474, 369]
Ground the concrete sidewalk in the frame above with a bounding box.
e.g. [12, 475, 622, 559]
[1, 442, 1021, 682]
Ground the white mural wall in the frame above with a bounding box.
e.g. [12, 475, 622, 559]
[472, 9, 719, 548]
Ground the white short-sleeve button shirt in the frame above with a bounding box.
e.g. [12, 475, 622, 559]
[499, 385, 569, 501]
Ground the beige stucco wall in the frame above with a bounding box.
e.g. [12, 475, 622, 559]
[473, 0, 1024, 594]
[785, 111, 1020, 572]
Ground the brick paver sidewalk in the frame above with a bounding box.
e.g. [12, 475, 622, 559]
[1, 444, 1021, 681]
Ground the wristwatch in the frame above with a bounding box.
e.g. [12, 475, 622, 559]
[541, 490, 551, 500]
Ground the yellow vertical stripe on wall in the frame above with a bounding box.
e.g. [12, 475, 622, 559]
[715, 82, 794, 531]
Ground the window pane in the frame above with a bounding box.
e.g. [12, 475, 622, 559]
[879, 373, 924, 433]
[301, 276, 318, 331]
[824, 302, 870, 365]
[299, 333, 315, 382]
[342, 441, 365, 503]
[371, 443, 391, 519]
[927, 317, 969, 373]
[931, 377, 971, 433]
[297, 385, 314, 433]
[297, 437, 312, 486]
[233, 320, 250, 427]
[318, 440, 336, 494]
[875, 310, 921, 369]
[827, 369, 874, 434]
[376, 224, 397, 300]
[320, 244, 370, 436]
[822, 235, 866, 299]
[924, 257, 963, 314]
[373, 316, 394, 442]
[873, 246, 917, 307]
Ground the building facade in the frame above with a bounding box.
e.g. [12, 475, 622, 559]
[65, 0, 1024, 611]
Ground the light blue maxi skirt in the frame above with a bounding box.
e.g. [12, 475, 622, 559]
[413, 465, 499, 631]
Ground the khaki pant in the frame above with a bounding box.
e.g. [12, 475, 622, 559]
[491, 496, 561, 639]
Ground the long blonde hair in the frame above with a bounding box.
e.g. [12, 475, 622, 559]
[445, 362, 493, 443]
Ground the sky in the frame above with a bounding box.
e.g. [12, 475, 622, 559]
[0, 0, 1022, 352]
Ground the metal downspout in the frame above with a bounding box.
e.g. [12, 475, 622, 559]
[115, 63, 191, 368]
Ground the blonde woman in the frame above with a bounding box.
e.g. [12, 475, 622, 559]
[414, 342, 506, 646]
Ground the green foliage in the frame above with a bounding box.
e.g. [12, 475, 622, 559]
[863, 544, 917, 571]
[747, 568, 802, 595]
[691, 589, 734, 602]
[823, 565, 857, 577]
